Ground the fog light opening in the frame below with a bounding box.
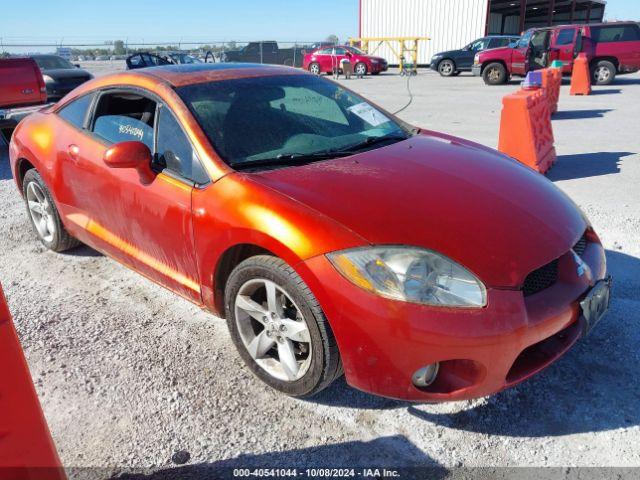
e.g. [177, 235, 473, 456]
[412, 363, 440, 388]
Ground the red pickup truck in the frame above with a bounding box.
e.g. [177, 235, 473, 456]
[473, 22, 640, 85]
[0, 57, 48, 142]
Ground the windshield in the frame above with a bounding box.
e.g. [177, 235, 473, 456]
[33, 55, 74, 70]
[517, 31, 534, 49]
[177, 74, 408, 169]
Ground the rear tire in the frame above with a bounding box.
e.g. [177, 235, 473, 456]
[22, 169, 80, 252]
[225, 255, 342, 397]
[438, 59, 456, 77]
[483, 62, 508, 85]
[308, 62, 321, 75]
[592, 60, 616, 85]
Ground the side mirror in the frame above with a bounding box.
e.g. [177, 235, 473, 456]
[103, 141, 155, 184]
[74, 64, 81, 68]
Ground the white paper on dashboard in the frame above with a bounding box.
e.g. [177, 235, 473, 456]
[347, 102, 390, 127]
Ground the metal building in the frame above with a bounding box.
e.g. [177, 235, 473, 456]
[359, 0, 606, 64]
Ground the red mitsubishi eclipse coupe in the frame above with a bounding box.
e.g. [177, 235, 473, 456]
[9, 64, 611, 401]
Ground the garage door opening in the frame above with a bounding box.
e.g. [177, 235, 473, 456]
[487, 0, 606, 35]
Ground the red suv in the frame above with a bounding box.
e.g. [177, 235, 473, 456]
[473, 22, 640, 85]
[303, 45, 388, 76]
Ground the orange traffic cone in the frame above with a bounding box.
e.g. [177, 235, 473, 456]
[570, 53, 591, 96]
[0, 283, 66, 480]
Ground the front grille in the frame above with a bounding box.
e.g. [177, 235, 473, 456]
[523, 259, 559, 296]
[522, 231, 589, 297]
[573, 234, 587, 256]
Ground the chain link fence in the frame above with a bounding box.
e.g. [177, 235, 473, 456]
[0, 40, 339, 69]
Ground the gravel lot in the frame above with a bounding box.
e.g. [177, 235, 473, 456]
[1, 65, 639, 478]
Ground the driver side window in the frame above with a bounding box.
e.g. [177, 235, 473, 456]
[155, 105, 209, 185]
[91, 92, 156, 150]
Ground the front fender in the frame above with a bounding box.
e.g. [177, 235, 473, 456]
[192, 173, 367, 312]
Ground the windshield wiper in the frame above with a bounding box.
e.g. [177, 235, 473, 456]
[230, 149, 354, 170]
[336, 133, 410, 154]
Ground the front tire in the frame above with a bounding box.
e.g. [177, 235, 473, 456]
[225, 255, 342, 397]
[592, 60, 616, 85]
[483, 62, 508, 85]
[354, 62, 367, 76]
[22, 169, 80, 252]
[438, 59, 456, 77]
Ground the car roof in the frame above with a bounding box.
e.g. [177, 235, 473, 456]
[124, 63, 305, 88]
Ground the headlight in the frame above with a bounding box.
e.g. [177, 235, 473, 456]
[327, 247, 486, 308]
[431, 55, 442, 61]
[371, 59, 379, 64]
[42, 74, 54, 83]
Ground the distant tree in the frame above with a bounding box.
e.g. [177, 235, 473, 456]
[325, 34, 339, 45]
[113, 40, 126, 55]
[226, 41, 237, 50]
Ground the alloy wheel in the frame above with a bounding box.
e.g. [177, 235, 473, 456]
[310, 63, 320, 75]
[26, 182, 55, 243]
[355, 63, 367, 75]
[234, 279, 312, 382]
[594, 66, 610, 84]
[439, 61, 454, 76]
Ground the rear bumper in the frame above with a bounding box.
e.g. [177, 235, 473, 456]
[300, 241, 607, 402]
[0, 104, 50, 124]
[472, 65, 482, 76]
[0, 104, 52, 141]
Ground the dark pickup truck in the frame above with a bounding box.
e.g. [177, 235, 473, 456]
[224, 41, 306, 67]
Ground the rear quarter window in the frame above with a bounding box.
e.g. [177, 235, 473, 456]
[58, 94, 94, 129]
[591, 25, 640, 43]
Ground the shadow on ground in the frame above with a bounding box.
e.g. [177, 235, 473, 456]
[590, 88, 622, 95]
[552, 109, 612, 120]
[61, 244, 104, 257]
[112, 436, 446, 480]
[1, 145, 12, 180]
[547, 151, 635, 181]
[406, 249, 640, 437]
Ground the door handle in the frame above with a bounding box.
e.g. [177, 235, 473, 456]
[67, 144, 80, 159]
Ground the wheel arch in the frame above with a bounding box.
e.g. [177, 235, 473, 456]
[212, 243, 277, 315]
[481, 59, 508, 74]
[16, 158, 36, 193]
[590, 56, 619, 71]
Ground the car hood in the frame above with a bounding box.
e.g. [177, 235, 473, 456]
[248, 133, 586, 288]
[41, 68, 93, 79]
[478, 46, 513, 60]
[433, 50, 463, 58]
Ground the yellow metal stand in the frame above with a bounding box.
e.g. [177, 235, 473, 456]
[348, 37, 430, 75]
